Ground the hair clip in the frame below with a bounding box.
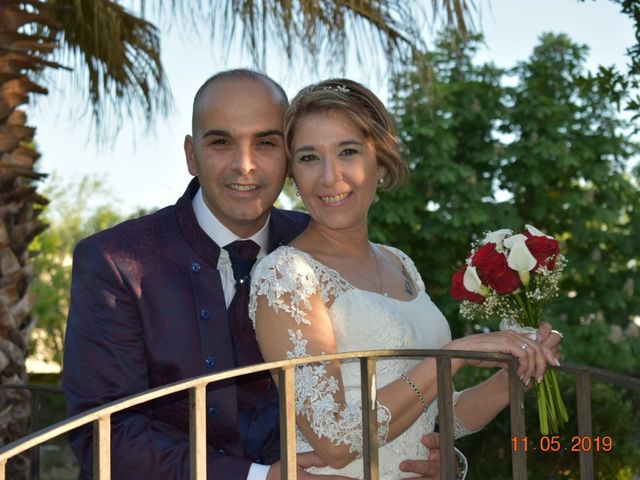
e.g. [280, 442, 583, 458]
[321, 84, 350, 94]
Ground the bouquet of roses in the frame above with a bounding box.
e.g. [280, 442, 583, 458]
[450, 224, 568, 434]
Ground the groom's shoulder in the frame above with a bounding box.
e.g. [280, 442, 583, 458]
[271, 207, 310, 232]
[76, 204, 177, 254]
[272, 207, 309, 224]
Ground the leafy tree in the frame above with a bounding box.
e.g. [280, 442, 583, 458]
[372, 33, 510, 336]
[370, 31, 640, 478]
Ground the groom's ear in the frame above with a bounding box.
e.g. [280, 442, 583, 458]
[184, 135, 198, 176]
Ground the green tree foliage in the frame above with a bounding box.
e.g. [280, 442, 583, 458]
[369, 32, 640, 478]
[29, 176, 144, 367]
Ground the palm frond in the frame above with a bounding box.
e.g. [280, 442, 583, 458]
[163, 0, 477, 73]
[36, 0, 172, 142]
[431, 0, 476, 38]
[213, 0, 425, 71]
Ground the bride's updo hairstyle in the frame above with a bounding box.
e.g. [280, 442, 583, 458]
[284, 78, 409, 191]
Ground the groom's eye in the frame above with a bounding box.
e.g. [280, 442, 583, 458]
[258, 139, 277, 147]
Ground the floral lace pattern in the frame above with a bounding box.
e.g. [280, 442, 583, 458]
[250, 245, 472, 477]
[288, 329, 391, 453]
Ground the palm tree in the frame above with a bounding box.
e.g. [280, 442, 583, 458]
[0, 1, 473, 477]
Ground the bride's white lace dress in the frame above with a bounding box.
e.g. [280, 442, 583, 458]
[249, 245, 471, 479]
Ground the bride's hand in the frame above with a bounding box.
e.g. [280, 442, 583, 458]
[445, 329, 556, 385]
[537, 321, 563, 362]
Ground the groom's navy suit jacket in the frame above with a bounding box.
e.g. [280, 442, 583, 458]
[62, 178, 309, 479]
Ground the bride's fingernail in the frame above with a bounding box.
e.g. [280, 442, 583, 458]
[555, 358, 561, 367]
[537, 376, 543, 384]
[524, 377, 530, 387]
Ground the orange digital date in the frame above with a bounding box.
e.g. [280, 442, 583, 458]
[511, 435, 614, 453]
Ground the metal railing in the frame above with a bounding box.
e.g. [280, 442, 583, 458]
[1, 350, 639, 480]
[0, 383, 64, 480]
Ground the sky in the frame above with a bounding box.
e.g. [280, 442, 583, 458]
[28, 0, 636, 215]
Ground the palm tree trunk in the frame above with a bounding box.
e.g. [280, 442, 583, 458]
[0, 2, 55, 478]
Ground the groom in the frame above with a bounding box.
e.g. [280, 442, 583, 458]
[62, 69, 449, 479]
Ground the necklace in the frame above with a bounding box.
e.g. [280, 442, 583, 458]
[333, 243, 388, 297]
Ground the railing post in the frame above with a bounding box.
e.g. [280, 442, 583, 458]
[361, 357, 379, 480]
[508, 359, 527, 479]
[279, 366, 297, 480]
[93, 414, 111, 479]
[0, 458, 5, 480]
[576, 370, 594, 480]
[190, 384, 207, 480]
[436, 356, 456, 479]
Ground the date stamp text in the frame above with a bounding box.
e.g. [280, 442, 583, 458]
[511, 435, 614, 453]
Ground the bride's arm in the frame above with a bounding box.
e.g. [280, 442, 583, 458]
[255, 292, 440, 469]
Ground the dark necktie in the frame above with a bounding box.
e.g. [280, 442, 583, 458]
[224, 240, 279, 462]
[223, 240, 270, 394]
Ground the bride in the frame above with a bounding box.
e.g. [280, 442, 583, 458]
[249, 79, 560, 479]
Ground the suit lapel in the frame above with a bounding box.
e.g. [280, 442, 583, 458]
[175, 177, 221, 268]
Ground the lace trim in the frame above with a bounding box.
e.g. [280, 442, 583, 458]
[249, 245, 429, 327]
[288, 328, 390, 453]
[249, 247, 351, 327]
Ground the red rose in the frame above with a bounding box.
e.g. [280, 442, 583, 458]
[525, 234, 560, 270]
[450, 265, 485, 303]
[472, 243, 521, 294]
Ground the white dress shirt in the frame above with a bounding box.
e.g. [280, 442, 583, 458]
[192, 188, 271, 480]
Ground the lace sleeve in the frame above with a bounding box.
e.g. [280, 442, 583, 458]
[249, 247, 390, 455]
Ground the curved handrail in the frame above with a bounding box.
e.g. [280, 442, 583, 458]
[0, 349, 503, 461]
[0, 350, 638, 480]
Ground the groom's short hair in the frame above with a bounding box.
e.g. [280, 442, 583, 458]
[191, 69, 288, 132]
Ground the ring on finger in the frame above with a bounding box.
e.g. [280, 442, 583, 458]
[551, 329, 564, 339]
[521, 342, 529, 350]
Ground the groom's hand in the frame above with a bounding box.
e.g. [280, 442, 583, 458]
[399, 432, 444, 479]
[267, 451, 355, 479]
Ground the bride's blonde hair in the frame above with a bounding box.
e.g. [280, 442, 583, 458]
[284, 79, 409, 191]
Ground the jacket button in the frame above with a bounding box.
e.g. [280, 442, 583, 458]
[191, 262, 201, 272]
[217, 449, 226, 456]
[200, 308, 210, 319]
[205, 356, 216, 368]
[208, 407, 218, 417]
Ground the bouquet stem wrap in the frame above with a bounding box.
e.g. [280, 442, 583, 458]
[500, 316, 568, 435]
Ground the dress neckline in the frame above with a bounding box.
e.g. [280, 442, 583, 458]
[279, 245, 422, 304]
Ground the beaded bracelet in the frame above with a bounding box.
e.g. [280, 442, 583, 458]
[400, 373, 430, 410]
